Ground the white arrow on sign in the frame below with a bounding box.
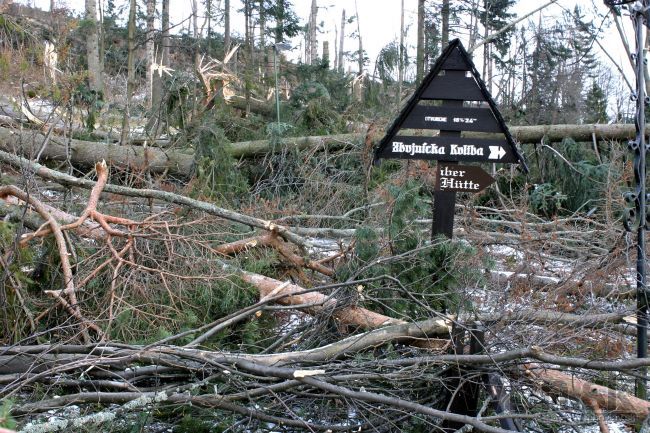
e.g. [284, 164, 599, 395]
[488, 146, 506, 160]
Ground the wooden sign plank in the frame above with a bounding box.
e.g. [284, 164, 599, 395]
[435, 163, 496, 193]
[377, 136, 517, 163]
[401, 105, 502, 132]
[421, 71, 485, 101]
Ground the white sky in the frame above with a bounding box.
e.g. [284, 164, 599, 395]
[16, 0, 638, 83]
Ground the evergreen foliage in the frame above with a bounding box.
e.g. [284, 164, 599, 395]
[479, 0, 516, 56]
[192, 122, 250, 204]
[336, 181, 482, 318]
[584, 81, 609, 124]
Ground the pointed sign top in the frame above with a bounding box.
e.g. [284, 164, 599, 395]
[373, 39, 527, 172]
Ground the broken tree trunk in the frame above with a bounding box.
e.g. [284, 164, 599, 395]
[0, 124, 644, 176]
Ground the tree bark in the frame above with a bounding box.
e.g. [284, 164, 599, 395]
[274, 0, 283, 44]
[224, 0, 231, 52]
[146, 0, 155, 110]
[354, 0, 363, 75]
[309, 0, 318, 64]
[151, 0, 169, 117]
[525, 363, 650, 421]
[322, 40, 329, 65]
[120, 0, 137, 146]
[441, 0, 450, 48]
[398, 0, 404, 102]
[259, 0, 266, 50]
[84, 0, 103, 94]
[338, 9, 345, 73]
[416, 0, 425, 83]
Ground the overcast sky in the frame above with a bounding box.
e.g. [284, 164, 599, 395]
[17, 0, 637, 81]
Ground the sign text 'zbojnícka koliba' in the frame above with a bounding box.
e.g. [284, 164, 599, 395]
[390, 137, 512, 162]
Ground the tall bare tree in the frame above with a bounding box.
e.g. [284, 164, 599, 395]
[308, 0, 318, 64]
[354, 0, 363, 75]
[259, 0, 266, 50]
[416, 0, 425, 82]
[338, 8, 345, 73]
[441, 0, 450, 47]
[146, 0, 156, 110]
[120, 0, 137, 145]
[192, 0, 201, 69]
[224, 0, 231, 52]
[85, 0, 103, 94]
[398, 0, 405, 101]
[151, 0, 169, 116]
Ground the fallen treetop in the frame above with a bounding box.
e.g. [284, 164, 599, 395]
[0, 123, 641, 178]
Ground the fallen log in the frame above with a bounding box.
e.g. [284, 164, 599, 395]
[525, 363, 650, 421]
[0, 127, 194, 177]
[0, 317, 450, 377]
[0, 123, 641, 177]
[489, 270, 635, 299]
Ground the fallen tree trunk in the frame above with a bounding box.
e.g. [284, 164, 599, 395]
[525, 363, 650, 421]
[0, 127, 194, 177]
[0, 124, 640, 177]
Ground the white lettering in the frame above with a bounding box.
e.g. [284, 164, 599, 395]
[424, 116, 447, 122]
[453, 117, 477, 124]
[391, 141, 446, 156]
[450, 144, 484, 156]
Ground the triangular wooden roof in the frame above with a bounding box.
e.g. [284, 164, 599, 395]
[373, 38, 527, 172]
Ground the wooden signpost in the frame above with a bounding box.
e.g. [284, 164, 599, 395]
[373, 39, 527, 239]
[373, 40, 526, 430]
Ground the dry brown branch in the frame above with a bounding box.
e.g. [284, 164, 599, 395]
[238, 271, 406, 329]
[525, 363, 650, 421]
[0, 184, 103, 340]
[215, 233, 335, 276]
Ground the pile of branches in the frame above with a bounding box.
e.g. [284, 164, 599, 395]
[0, 148, 648, 433]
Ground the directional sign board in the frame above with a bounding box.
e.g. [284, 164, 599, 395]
[388, 136, 517, 163]
[372, 39, 527, 239]
[435, 164, 495, 193]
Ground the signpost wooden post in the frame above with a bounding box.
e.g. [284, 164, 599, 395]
[373, 38, 527, 239]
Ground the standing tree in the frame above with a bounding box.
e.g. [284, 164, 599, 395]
[269, 0, 300, 44]
[479, 0, 516, 93]
[120, 0, 136, 145]
[398, 0, 405, 101]
[354, 0, 364, 75]
[84, 0, 104, 95]
[584, 81, 609, 124]
[338, 8, 346, 73]
[441, 0, 450, 47]
[416, 0, 425, 83]
[224, 0, 231, 52]
[150, 0, 170, 117]
[308, 0, 318, 65]
[146, 0, 155, 110]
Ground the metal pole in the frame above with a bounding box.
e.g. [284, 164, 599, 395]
[630, 0, 648, 400]
[274, 46, 280, 125]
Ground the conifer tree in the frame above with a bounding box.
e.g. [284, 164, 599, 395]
[584, 81, 609, 124]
